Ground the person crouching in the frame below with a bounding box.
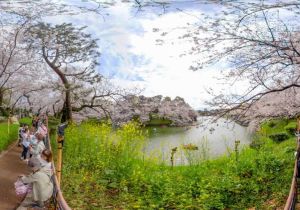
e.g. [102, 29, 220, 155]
[16, 157, 53, 209]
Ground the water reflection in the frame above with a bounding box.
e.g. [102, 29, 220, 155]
[144, 117, 252, 165]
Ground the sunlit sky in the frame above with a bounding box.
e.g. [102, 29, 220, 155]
[47, 1, 248, 110]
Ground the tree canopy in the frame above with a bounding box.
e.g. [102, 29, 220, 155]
[2, 0, 300, 122]
[170, 1, 300, 120]
[0, 3, 132, 122]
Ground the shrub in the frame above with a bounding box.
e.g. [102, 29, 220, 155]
[284, 122, 297, 135]
[146, 114, 172, 126]
[268, 121, 276, 128]
[250, 135, 265, 150]
[268, 132, 289, 142]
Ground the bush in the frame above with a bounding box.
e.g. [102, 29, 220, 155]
[250, 135, 265, 150]
[268, 121, 276, 128]
[268, 132, 289, 142]
[146, 114, 172, 126]
[284, 122, 297, 135]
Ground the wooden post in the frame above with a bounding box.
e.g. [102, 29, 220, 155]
[7, 115, 10, 135]
[56, 122, 67, 186]
[56, 135, 64, 185]
[297, 118, 300, 145]
[170, 147, 177, 168]
[296, 118, 300, 204]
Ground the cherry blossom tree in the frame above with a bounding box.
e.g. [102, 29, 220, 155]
[26, 22, 102, 122]
[0, 1, 142, 121]
[0, 17, 35, 116]
[78, 0, 300, 121]
[165, 1, 300, 121]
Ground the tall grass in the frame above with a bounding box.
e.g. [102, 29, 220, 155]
[59, 120, 295, 209]
[0, 122, 18, 152]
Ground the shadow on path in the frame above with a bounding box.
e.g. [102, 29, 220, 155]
[0, 143, 29, 210]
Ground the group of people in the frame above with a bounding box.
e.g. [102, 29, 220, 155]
[16, 115, 54, 209]
[18, 123, 47, 161]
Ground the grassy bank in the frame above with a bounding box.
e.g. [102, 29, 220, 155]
[0, 122, 18, 152]
[58, 119, 295, 209]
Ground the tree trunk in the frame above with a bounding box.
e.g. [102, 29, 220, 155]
[0, 90, 3, 114]
[42, 48, 73, 123]
[61, 88, 72, 123]
[0, 89, 8, 116]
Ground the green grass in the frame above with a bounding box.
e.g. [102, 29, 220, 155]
[0, 122, 18, 152]
[48, 116, 60, 130]
[54, 119, 296, 209]
[19, 117, 32, 125]
[260, 118, 293, 136]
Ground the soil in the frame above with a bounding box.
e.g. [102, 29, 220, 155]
[0, 143, 30, 210]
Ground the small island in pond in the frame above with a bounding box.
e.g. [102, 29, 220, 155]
[75, 95, 198, 127]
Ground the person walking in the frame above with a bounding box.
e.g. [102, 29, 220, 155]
[32, 115, 39, 130]
[20, 128, 30, 160]
[18, 124, 25, 147]
[28, 127, 37, 159]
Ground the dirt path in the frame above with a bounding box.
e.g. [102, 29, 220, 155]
[0, 143, 30, 210]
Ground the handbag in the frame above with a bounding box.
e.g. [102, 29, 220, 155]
[14, 179, 32, 197]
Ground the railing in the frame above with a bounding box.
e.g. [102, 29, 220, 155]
[284, 136, 300, 210]
[45, 117, 71, 210]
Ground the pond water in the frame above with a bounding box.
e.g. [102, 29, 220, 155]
[144, 117, 252, 165]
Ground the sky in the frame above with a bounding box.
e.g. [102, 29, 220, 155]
[46, 0, 248, 110]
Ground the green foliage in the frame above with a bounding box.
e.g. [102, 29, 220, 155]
[268, 121, 276, 128]
[261, 118, 296, 138]
[0, 122, 18, 152]
[19, 117, 31, 125]
[146, 114, 172, 126]
[48, 116, 60, 131]
[284, 122, 297, 135]
[56, 119, 294, 209]
[269, 132, 289, 142]
[82, 117, 111, 126]
[82, 117, 101, 124]
[250, 134, 266, 150]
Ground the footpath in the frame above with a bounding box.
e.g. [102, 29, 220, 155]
[0, 143, 29, 210]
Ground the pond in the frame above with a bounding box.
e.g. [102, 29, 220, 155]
[144, 116, 252, 165]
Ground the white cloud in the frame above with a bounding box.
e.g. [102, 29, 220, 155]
[43, 1, 250, 109]
[122, 10, 230, 109]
